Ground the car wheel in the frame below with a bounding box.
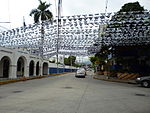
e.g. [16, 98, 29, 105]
[142, 81, 150, 88]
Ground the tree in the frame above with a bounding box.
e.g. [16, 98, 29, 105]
[105, 1, 146, 46]
[68, 56, 76, 66]
[89, 56, 98, 65]
[95, 1, 148, 74]
[30, 0, 53, 57]
[30, 0, 53, 23]
[103, 1, 148, 73]
[109, 1, 145, 28]
[64, 56, 76, 66]
[119, 1, 144, 12]
[64, 58, 70, 65]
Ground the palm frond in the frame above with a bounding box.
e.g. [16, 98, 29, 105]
[34, 12, 41, 23]
[38, 1, 50, 11]
[38, 0, 42, 4]
[41, 13, 47, 21]
[45, 4, 51, 10]
[45, 10, 53, 22]
[30, 0, 53, 23]
[30, 9, 38, 16]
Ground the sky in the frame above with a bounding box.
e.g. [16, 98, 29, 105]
[0, 0, 149, 30]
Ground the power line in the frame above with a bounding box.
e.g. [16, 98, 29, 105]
[105, 0, 108, 15]
[0, 25, 9, 31]
[0, 22, 10, 23]
[7, 0, 11, 29]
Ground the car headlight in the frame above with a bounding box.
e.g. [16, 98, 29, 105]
[136, 78, 141, 80]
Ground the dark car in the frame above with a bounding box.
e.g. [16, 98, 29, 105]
[136, 76, 150, 88]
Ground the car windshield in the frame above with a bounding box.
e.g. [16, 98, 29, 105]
[77, 68, 85, 72]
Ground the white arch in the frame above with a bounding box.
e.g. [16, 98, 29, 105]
[16, 56, 27, 78]
[43, 62, 48, 75]
[36, 61, 40, 76]
[0, 56, 11, 78]
[29, 60, 35, 76]
[0, 46, 50, 78]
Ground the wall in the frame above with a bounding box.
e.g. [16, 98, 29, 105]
[0, 46, 49, 78]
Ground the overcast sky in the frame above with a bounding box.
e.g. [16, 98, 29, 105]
[0, 0, 149, 30]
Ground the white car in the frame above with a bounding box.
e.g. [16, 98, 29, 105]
[75, 68, 86, 78]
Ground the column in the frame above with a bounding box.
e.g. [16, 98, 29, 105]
[9, 65, 17, 78]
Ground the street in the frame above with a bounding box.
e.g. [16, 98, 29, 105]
[0, 71, 150, 113]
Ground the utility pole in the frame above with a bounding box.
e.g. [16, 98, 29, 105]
[57, 0, 62, 73]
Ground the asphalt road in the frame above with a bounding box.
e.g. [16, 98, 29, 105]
[0, 71, 150, 113]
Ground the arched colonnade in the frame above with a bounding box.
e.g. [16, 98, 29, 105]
[0, 47, 49, 78]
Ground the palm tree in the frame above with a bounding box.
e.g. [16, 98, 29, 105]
[30, 0, 53, 57]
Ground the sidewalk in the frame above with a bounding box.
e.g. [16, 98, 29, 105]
[0, 73, 71, 85]
[0, 76, 47, 85]
[93, 74, 136, 84]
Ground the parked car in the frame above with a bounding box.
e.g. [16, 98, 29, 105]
[136, 76, 150, 88]
[75, 68, 86, 78]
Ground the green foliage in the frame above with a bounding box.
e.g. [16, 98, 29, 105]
[95, 45, 112, 63]
[95, 1, 145, 66]
[89, 56, 98, 65]
[107, 2, 146, 30]
[74, 64, 82, 67]
[90, 46, 109, 65]
[68, 56, 76, 65]
[119, 1, 144, 12]
[64, 56, 76, 66]
[96, 1, 147, 73]
[105, 1, 147, 48]
[64, 58, 70, 65]
[30, 0, 53, 23]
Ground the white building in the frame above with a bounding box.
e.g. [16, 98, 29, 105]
[0, 46, 49, 78]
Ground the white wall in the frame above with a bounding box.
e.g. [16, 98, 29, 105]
[0, 46, 49, 78]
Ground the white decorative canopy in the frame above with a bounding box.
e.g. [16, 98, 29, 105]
[0, 11, 149, 57]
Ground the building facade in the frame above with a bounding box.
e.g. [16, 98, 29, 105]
[0, 46, 49, 78]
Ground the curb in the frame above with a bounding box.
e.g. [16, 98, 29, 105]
[0, 79, 21, 85]
[0, 76, 46, 85]
[93, 76, 136, 84]
[49, 72, 71, 76]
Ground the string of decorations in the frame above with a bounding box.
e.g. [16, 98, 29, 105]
[0, 11, 149, 57]
[103, 11, 150, 46]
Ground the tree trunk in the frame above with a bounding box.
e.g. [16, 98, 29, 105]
[40, 22, 44, 58]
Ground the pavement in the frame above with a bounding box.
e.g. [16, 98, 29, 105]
[1, 72, 149, 113]
[0, 72, 136, 85]
[93, 73, 136, 84]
